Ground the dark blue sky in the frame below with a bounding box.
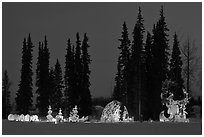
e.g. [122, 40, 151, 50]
[2, 2, 202, 105]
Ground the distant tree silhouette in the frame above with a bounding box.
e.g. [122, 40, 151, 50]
[36, 36, 50, 116]
[129, 7, 146, 121]
[79, 33, 92, 116]
[50, 59, 63, 112]
[169, 33, 184, 100]
[2, 70, 11, 119]
[151, 6, 170, 120]
[16, 34, 34, 114]
[113, 22, 130, 109]
[64, 38, 75, 115]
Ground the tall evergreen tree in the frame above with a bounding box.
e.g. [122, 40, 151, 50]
[50, 59, 63, 112]
[64, 38, 75, 115]
[16, 34, 34, 114]
[144, 32, 153, 120]
[113, 57, 123, 101]
[80, 33, 92, 116]
[169, 33, 184, 100]
[2, 70, 11, 119]
[129, 7, 145, 120]
[113, 22, 130, 108]
[36, 36, 50, 116]
[73, 32, 82, 108]
[151, 6, 170, 120]
[48, 67, 55, 107]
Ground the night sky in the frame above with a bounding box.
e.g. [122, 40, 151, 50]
[2, 2, 202, 105]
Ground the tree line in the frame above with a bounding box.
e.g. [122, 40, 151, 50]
[2, 6, 201, 120]
[112, 6, 188, 121]
[14, 32, 92, 117]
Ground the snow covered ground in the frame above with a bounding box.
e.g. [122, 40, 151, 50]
[2, 118, 201, 135]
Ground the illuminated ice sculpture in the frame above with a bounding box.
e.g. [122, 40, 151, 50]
[100, 100, 130, 123]
[160, 80, 190, 122]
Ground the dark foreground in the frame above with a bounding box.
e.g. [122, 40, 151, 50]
[2, 120, 202, 135]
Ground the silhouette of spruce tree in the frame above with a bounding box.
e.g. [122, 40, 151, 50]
[73, 32, 82, 108]
[16, 34, 34, 114]
[49, 59, 63, 112]
[144, 32, 153, 120]
[79, 33, 92, 116]
[113, 57, 123, 101]
[151, 6, 170, 120]
[36, 36, 50, 116]
[113, 22, 130, 109]
[48, 67, 55, 108]
[129, 7, 146, 121]
[2, 70, 11, 119]
[169, 33, 184, 100]
[64, 38, 75, 115]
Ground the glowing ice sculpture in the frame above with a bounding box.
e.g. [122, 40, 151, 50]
[8, 114, 15, 121]
[100, 100, 130, 123]
[160, 81, 190, 122]
[24, 114, 30, 121]
[46, 105, 54, 122]
[55, 108, 64, 123]
[69, 105, 79, 122]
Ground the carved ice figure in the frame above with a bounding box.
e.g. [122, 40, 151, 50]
[8, 114, 15, 121]
[160, 83, 190, 122]
[46, 105, 53, 122]
[100, 100, 129, 123]
[24, 114, 30, 122]
[30, 115, 39, 122]
[14, 114, 20, 121]
[69, 105, 79, 122]
[55, 108, 64, 123]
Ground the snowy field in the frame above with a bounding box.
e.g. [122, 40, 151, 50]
[2, 119, 201, 135]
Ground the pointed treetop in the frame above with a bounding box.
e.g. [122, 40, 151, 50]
[83, 33, 88, 42]
[44, 35, 48, 47]
[84, 33, 87, 38]
[138, 6, 141, 13]
[68, 38, 71, 44]
[123, 21, 127, 28]
[27, 33, 31, 42]
[160, 5, 164, 16]
[137, 6, 143, 20]
[76, 32, 80, 40]
[56, 58, 59, 64]
[23, 38, 26, 44]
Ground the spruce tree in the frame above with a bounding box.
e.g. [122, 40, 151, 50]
[48, 67, 55, 107]
[113, 58, 123, 102]
[79, 33, 92, 116]
[129, 7, 145, 121]
[36, 36, 50, 116]
[74, 32, 82, 108]
[113, 22, 130, 109]
[16, 34, 34, 114]
[169, 33, 184, 100]
[64, 38, 75, 115]
[50, 59, 63, 112]
[144, 32, 153, 120]
[2, 70, 11, 119]
[151, 6, 169, 120]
